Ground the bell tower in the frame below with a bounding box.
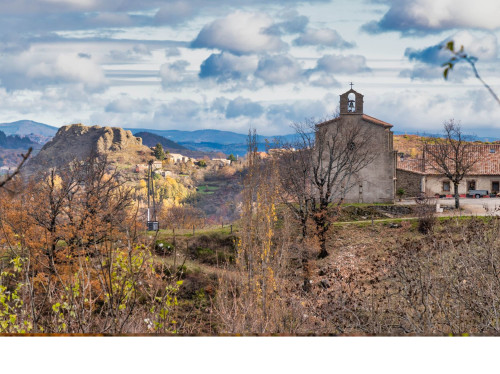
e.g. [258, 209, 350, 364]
[339, 83, 364, 115]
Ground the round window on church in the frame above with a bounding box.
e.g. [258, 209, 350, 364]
[348, 141, 355, 151]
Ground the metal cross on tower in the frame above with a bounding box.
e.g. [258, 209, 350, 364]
[349, 82, 354, 89]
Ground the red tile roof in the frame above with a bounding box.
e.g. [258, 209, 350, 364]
[398, 144, 500, 175]
[361, 114, 393, 129]
[317, 114, 393, 129]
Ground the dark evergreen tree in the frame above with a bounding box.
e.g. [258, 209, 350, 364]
[154, 143, 165, 160]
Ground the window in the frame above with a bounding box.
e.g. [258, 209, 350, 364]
[467, 180, 476, 190]
[493, 181, 499, 193]
[443, 181, 450, 192]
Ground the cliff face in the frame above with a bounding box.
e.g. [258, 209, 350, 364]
[25, 124, 153, 174]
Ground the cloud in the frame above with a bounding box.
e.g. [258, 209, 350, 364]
[265, 12, 309, 35]
[293, 28, 354, 49]
[266, 100, 330, 124]
[199, 52, 258, 82]
[362, 0, 500, 35]
[154, 2, 197, 25]
[154, 99, 201, 125]
[399, 65, 469, 81]
[160, 60, 190, 87]
[105, 96, 151, 113]
[191, 11, 287, 55]
[107, 44, 152, 62]
[406, 31, 498, 65]
[314, 54, 371, 74]
[368, 89, 500, 136]
[0, 50, 107, 92]
[165, 47, 181, 57]
[310, 74, 341, 88]
[402, 31, 497, 81]
[225, 97, 263, 119]
[255, 55, 303, 85]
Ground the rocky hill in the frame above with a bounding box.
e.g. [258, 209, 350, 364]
[24, 124, 154, 175]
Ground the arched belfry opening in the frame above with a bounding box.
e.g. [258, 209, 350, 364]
[339, 84, 364, 115]
[348, 93, 356, 112]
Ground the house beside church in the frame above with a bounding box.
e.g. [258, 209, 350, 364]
[316, 87, 397, 203]
[397, 144, 500, 197]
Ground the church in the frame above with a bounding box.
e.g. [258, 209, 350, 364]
[316, 86, 397, 203]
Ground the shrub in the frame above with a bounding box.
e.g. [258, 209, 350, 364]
[414, 195, 436, 234]
[155, 240, 175, 255]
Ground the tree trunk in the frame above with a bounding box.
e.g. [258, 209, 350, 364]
[301, 217, 307, 239]
[454, 182, 460, 209]
[314, 212, 329, 259]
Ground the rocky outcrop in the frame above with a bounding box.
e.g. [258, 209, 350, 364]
[24, 124, 153, 174]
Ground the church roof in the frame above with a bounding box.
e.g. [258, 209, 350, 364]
[397, 144, 500, 176]
[316, 113, 393, 129]
[361, 114, 393, 129]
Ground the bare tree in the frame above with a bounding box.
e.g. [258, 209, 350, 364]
[277, 140, 313, 239]
[421, 119, 478, 209]
[0, 148, 32, 191]
[279, 115, 377, 258]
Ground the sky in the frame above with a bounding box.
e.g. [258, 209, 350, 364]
[1, 0, 500, 137]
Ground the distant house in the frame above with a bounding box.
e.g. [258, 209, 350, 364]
[212, 158, 231, 166]
[135, 161, 163, 173]
[169, 153, 195, 163]
[160, 170, 176, 178]
[152, 160, 163, 170]
[397, 144, 500, 197]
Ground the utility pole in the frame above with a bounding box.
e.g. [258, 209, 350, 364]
[147, 160, 159, 231]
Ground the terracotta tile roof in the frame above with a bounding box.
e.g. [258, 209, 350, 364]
[361, 114, 393, 129]
[317, 114, 393, 129]
[398, 144, 500, 176]
[397, 158, 426, 174]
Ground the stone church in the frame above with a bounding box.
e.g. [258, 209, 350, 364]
[316, 87, 397, 203]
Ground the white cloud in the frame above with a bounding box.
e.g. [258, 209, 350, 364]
[315, 54, 371, 74]
[402, 31, 498, 81]
[105, 96, 151, 113]
[364, 0, 500, 33]
[199, 52, 258, 81]
[0, 49, 107, 92]
[294, 28, 354, 49]
[160, 60, 190, 87]
[255, 55, 303, 84]
[191, 11, 287, 55]
[155, 2, 196, 25]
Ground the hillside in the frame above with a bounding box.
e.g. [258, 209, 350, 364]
[134, 131, 187, 151]
[24, 124, 153, 175]
[393, 134, 424, 157]
[393, 134, 500, 158]
[0, 130, 38, 149]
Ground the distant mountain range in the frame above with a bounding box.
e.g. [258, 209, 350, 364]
[133, 131, 188, 151]
[0, 120, 58, 137]
[0, 120, 499, 158]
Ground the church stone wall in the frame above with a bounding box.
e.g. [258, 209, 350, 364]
[321, 114, 395, 203]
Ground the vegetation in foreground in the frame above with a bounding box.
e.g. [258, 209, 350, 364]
[0, 148, 500, 335]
